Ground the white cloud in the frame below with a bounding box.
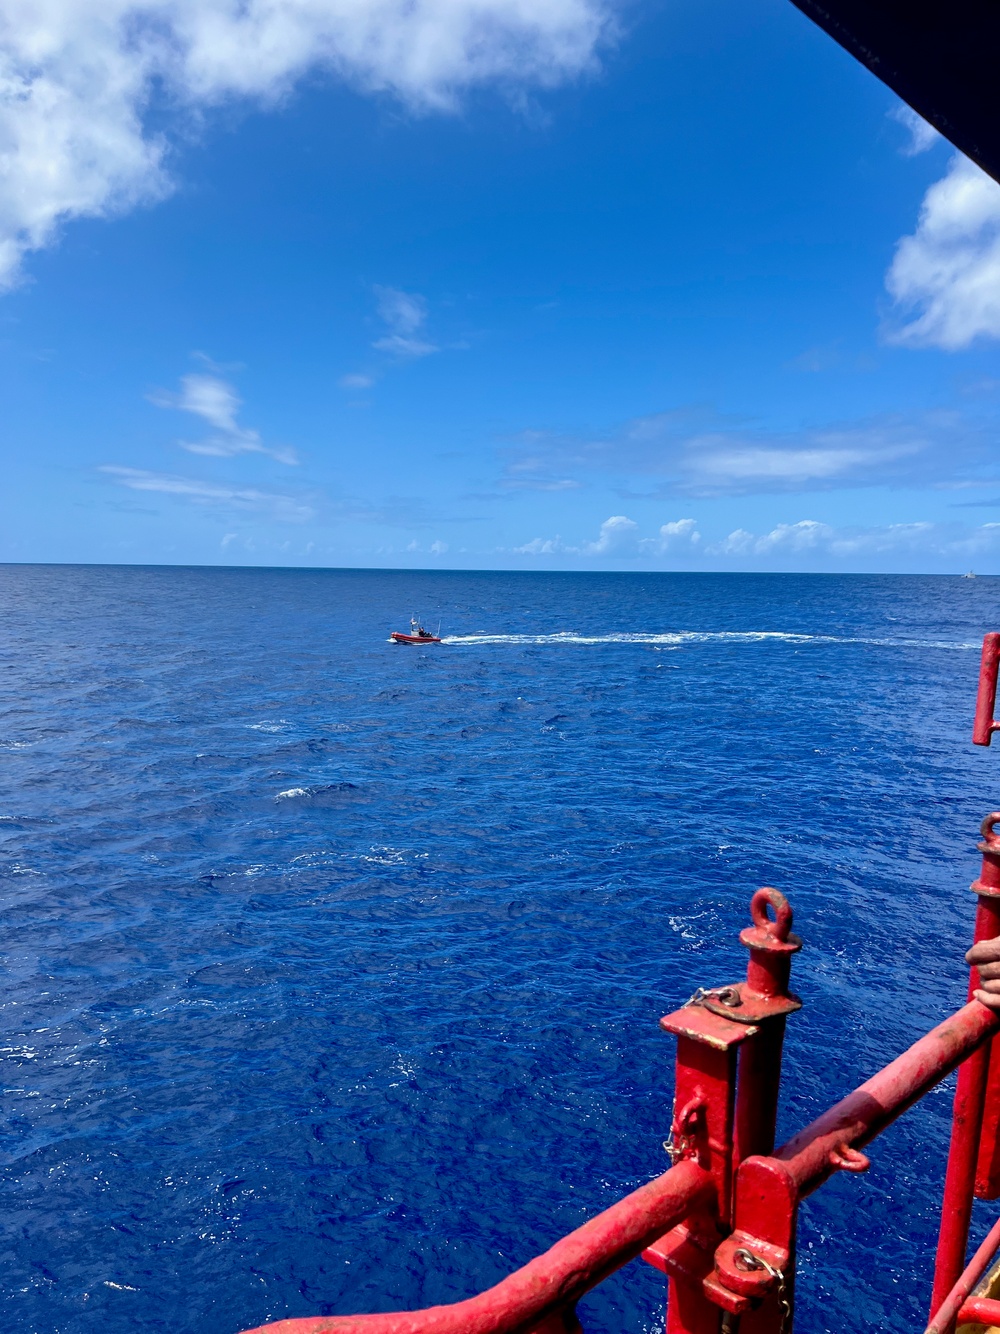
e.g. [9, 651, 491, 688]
[502, 407, 988, 497]
[889, 105, 940, 157]
[371, 284, 438, 358]
[514, 536, 563, 554]
[338, 372, 375, 389]
[100, 465, 315, 520]
[515, 478, 582, 491]
[511, 513, 1000, 568]
[429, 539, 449, 553]
[580, 513, 638, 554]
[657, 517, 701, 549]
[150, 370, 297, 463]
[709, 518, 1000, 561]
[0, 0, 609, 289]
[886, 154, 1000, 349]
[691, 445, 876, 483]
[651, 423, 933, 493]
[711, 520, 833, 556]
[373, 332, 439, 357]
[502, 457, 583, 491]
[514, 513, 700, 558]
[375, 286, 424, 334]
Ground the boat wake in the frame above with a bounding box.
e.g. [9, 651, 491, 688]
[440, 630, 976, 650]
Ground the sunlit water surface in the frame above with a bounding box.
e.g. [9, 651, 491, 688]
[2, 566, 999, 1334]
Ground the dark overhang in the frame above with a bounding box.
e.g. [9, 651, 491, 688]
[789, 0, 1000, 183]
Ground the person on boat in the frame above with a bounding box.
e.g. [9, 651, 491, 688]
[400, 617, 437, 640]
[968, 938, 1000, 1008]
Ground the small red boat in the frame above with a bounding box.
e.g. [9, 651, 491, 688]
[390, 619, 442, 645]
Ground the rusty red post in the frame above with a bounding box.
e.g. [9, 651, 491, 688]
[732, 891, 802, 1168]
[972, 632, 1000, 746]
[645, 996, 748, 1334]
[930, 814, 1000, 1317]
[644, 890, 802, 1334]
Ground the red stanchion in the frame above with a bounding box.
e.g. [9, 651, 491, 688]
[930, 814, 1000, 1316]
[973, 632, 1000, 746]
[644, 888, 803, 1334]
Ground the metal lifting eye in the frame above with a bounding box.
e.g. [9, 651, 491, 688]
[980, 812, 1000, 849]
[749, 887, 793, 942]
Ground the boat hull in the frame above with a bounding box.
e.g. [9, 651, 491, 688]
[390, 632, 442, 644]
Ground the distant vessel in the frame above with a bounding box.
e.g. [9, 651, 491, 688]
[390, 617, 442, 644]
[964, 571, 978, 579]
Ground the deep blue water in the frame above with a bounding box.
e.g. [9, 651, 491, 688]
[2, 565, 1000, 1334]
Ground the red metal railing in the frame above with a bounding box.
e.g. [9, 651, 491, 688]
[241, 1161, 711, 1334]
[238, 632, 1000, 1334]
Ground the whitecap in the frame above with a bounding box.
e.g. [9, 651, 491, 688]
[440, 630, 975, 650]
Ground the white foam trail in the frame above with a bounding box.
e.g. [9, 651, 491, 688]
[440, 631, 976, 650]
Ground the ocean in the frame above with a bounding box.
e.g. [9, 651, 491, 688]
[1, 564, 998, 1333]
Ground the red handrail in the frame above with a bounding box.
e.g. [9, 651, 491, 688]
[776, 1000, 999, 1197]
[241, 1160, 712, 1334]
[957, 1295, 1000, 1325]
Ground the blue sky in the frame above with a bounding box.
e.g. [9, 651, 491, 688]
[3, 0, 1000, 572]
